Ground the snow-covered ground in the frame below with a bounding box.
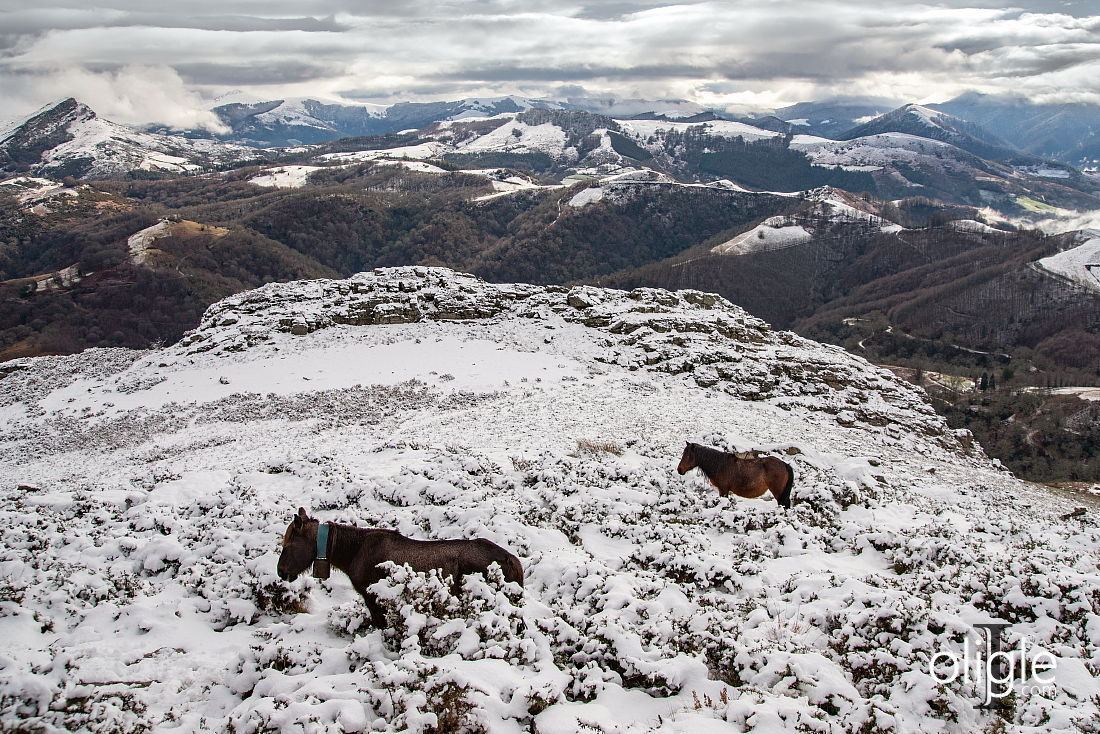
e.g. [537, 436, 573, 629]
[0, 176, 82, 214]
[249, 166, 326, 188]
[948, 219, 1008, 235]
[374, 160, 450, 175]
[1016, 166, 1073, 180]
[1035, 229, 1100, 292]
[712, 196, 906, 256]
[319, 142, 450, 164]
[125, 220, 174, 266]
[456, 120, 571, 158]
[618, 119, 784, 144]
[712, 221, 813, 255]
[1050, 387, 1100, 402]
[567, 186, 606, 208]
[791, 133, 968, 171]
[1, 268, 1096, 733]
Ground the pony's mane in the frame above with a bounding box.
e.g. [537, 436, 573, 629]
[690, 443, 727, 460]
[327, 523, 399, 558]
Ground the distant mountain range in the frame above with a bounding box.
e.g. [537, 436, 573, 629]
[4, 98, 1098, 220]
[155, 95, 710, 148]
[145, 92, 1100, 169]
[4, 99, 1099, 481]
[775, 94, 1100, 169]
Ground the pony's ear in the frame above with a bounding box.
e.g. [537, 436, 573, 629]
[293, 507, 309, 527]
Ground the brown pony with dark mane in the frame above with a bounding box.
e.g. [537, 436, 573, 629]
[277, 508, 523, 628]
[677, 442, 795, 509]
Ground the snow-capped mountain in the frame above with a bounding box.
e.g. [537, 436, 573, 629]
[289, 109, 1099, 212]
[202, 96, 569, 147]
[0, 99, 264, 179]
[839, 104, 1024, 162]
[1, 267, 1095, 732]
[6, 98, 1097, 216]
[198, 96, 721, 148]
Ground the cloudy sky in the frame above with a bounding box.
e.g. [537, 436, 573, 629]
[1, 1, 1098, 129]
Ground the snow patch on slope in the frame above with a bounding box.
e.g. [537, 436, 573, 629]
[127, 220, 172, 265]
[1035, 229, 1100, 291]
[319, 142, 449, 163]
[248, 165, 325, 188]
[619, 119, 781, 143]
[567, 186, 605, 207]
[374, 159, 449, 174]
[793, 133, 962, 170]
[712, 220, 813, 254]
[456, 120, 570, 158]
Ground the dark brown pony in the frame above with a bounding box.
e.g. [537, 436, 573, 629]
[277, 508, 523, 628]
[677, 442, 795, 509]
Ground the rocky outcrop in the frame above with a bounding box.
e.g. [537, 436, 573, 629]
[177, 267, 974, 456]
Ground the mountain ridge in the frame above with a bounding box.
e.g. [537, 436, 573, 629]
[6, 98, 1098, 221]
[838, 103, 1027, 163]
[0, 98, 264, 179]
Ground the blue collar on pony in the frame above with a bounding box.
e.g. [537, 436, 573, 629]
[312, 523, 331, 579]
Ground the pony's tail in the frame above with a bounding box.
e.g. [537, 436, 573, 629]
[778, 461, 795, 509]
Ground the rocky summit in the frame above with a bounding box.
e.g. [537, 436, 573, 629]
[184, 267, 956, 447]
[0, 268, 1096, 733]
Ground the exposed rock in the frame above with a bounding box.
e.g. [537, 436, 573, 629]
[176, 267, 971, 457]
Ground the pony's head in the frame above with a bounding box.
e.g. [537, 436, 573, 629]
[277, 507, 318, 582]
[677, 442, 698, 475]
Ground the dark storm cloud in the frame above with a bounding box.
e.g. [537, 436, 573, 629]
[128, 14, 350, 33]
[573, 1, 708, 21]
[1, 0, 1098, 126]
[174, 61, 341, 86]
[425, 63, 722, 84]
[0, 10, 350, 35]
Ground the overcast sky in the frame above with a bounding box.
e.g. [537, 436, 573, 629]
[1, 1, 1098, 130]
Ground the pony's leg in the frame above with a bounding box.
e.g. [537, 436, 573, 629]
[363, 592, 386, 628]
[353, 571, 387, 628]
[773, 468, 794, 509]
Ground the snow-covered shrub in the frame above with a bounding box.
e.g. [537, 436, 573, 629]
[326, 600, 373, 639]
[368, 562, 531, 664]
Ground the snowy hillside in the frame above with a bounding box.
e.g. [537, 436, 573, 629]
[1, 268, 1097, 732]
[205, 95, 713, 147]
[839, 104, 1020, 162]
[792, 133, 970, 172]
[209, 97, 568, 147]
[711, 193, 905, 256]
[1035, 229, 1100, 292]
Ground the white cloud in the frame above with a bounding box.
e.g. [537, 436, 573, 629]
[0, 1, 1097, 123]
[36, 66, 230, 132]
[1037, 209, 1100, 234]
